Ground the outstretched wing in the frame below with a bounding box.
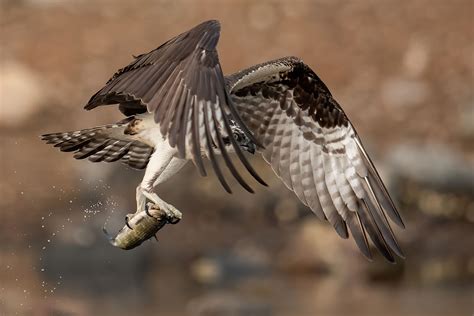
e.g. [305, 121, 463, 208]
[84, 20, 266, 193]
[227, 57, 405, 262]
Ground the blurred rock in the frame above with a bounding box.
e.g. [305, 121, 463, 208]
[190, 244, 270, 285]
[403, 40, 430, 77]
[0, 61, 47, 127]
[388, 143, 474, 195]
[388, 143, 474, 222]
[191, 257, 223, 285]
[458, 101, 474, 140]
[387, 143, 474, 285]
[276, 219, 357, 275]
[272, 197, 300, 224]
[420, 256, 473, 286]
[381, 77, 430, 108]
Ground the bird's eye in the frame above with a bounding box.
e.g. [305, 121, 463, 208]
[234, 133, 241, 141]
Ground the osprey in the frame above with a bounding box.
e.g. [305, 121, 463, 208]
[42, 20, 405, 262]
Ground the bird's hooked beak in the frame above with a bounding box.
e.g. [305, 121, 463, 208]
[233, 132, 256, 154]
[224, 131, 257, 154]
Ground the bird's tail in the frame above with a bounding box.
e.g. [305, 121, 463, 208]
[41, 119, 153, 169]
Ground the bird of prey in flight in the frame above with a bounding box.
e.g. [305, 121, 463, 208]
[42, 20, 405, 262]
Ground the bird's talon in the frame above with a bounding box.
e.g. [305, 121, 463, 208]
[125, 215, 133, 230]
[167, 216, 181, 225]
[145, 206, 153, 218]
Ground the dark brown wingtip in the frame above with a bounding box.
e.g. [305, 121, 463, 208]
[200, 19, 220, 29]
[355, 134, 405, 229]
[387, 203, 405, 229]
[362, 178, 405, 259]
[191, 98, 207, 178]
[380, 245, 396, 264]
[84, 89, 102, 111]
[357, 243, 374, 262]
[202, 101, 233, 194]
[210, 101, 255, 194]
[357, 200, 396, 263]
[397, 218, 406, 229]
[347, 212, 373, 260]
[397, 250, 406, 260]
[367, 171, 405, 229]
[334, 220, 349, 239]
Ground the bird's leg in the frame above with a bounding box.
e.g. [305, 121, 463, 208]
[136, 153, 188, 223]
[136, 185, 147, 213]
[136, 187, 155, 219]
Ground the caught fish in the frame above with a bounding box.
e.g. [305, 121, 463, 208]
[103, 202, 181, 250]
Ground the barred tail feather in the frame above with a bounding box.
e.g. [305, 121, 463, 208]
[41, 123, 153, 170]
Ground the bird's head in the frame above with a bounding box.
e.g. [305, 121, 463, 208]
[222, 130, 256, 154]
[232, 131, 256, 154]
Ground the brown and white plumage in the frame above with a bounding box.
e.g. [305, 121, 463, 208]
[42, 119, 154, 170]
[227, 58, 404, 262]
[85, 20, 265, 194]
[42, 20, 404, 261]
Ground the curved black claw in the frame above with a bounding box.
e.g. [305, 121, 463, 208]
[167, 216, 181, 225]
[145, 204, 154, 218]
[125, 215, 133, 230]
[154, 234, 159, 242]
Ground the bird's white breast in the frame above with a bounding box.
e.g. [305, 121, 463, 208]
[134, 113, 169, 149]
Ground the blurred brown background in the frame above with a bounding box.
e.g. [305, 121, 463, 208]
[1, 0, 473, 315]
